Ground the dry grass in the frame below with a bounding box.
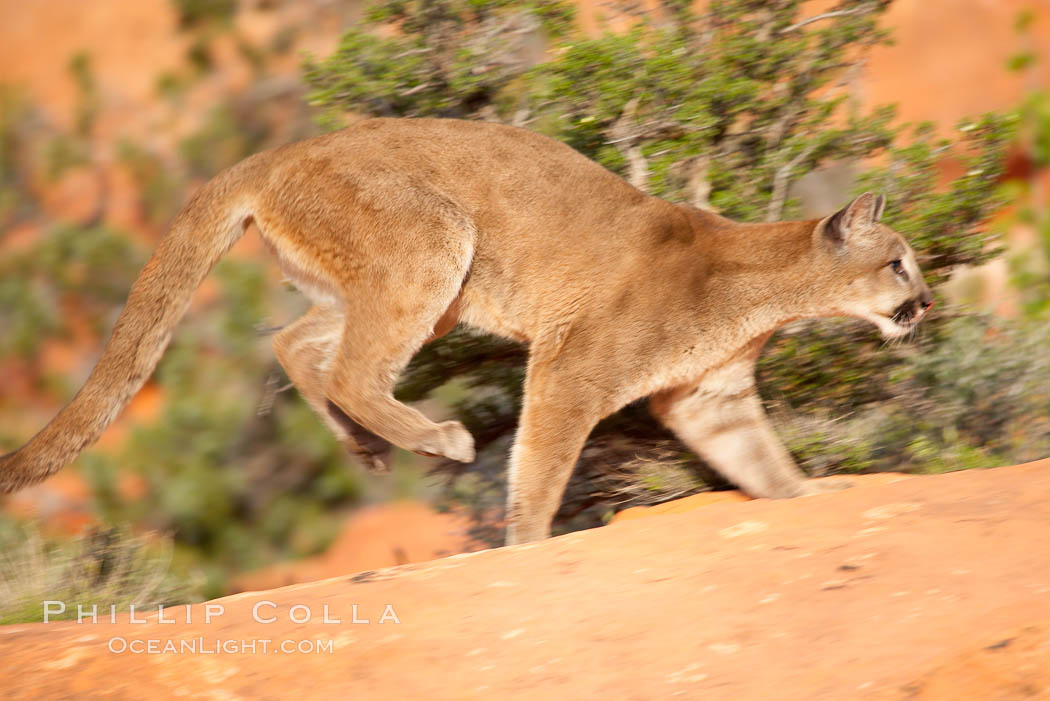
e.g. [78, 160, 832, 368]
[0, 524, 192, 625]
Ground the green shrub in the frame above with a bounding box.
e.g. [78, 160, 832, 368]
[775, 314, 1050, 476]
[172, 0, 236, 29]
[0, 224, 144, 360]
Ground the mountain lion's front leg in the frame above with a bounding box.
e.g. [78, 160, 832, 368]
[505, 359, 602, 545]
[651, 361, 841, 499]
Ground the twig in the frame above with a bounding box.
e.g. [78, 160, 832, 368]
[766, 140, 818, 222]
[400, 83, 434, 97]
[257, 372, 294, 417]
[391, 47, 434, 60]
[686, 155, 714, 212]
[779, 4, 873, 34]
[763, 55, 865, 215]
[607, 98, 651, 193]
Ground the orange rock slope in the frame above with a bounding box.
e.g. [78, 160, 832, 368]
[230, 501, 487, 592]
[3, 459, 1049, 700]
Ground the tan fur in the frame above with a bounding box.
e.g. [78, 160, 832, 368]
[0, 118, 933, 544]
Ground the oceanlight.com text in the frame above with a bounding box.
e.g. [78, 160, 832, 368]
[107, 637, 336, 655]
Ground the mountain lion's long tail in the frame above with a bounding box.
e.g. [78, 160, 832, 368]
[0, 164, 256, 493]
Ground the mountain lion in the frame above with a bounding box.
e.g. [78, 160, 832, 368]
[0, 118, 933, 544]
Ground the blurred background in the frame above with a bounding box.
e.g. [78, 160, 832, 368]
[0, 0, 1048, 618]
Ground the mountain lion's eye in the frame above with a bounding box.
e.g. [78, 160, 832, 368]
[889, 259, 905, 276]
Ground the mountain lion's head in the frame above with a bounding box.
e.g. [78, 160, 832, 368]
[815, 192, 933, 339]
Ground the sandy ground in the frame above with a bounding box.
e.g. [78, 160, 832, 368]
[2, 460, 1049, 700]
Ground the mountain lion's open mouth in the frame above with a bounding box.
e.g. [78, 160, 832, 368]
[888, 298, 934, 328]
[866, 299, 934, 339]
[853, 300, 934, 340]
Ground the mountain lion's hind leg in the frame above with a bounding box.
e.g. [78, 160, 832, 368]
[273, 306, 393, 471]
[650, 360, 850, 499]
[323, 235, 475, 465]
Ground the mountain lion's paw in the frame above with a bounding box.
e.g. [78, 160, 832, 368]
[438, 421, 476, 462]
[415, 421, 475, 463]
[359, 448, 393, 474]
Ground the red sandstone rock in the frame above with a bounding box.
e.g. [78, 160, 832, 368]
[3, 460, 1049, 700]
[610, 473, 917, 523]
[230, 501, 485, 592]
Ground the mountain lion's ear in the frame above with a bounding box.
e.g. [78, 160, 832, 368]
[873, 193, 886, 221]
[823, 192, 884, 245]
